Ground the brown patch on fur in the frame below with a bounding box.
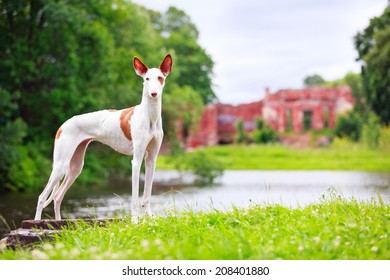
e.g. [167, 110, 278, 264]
[158, 76, 165, 85]
[55, 128, 62, 140]
[120, 107, 135, 141]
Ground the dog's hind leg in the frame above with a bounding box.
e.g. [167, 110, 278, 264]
[34, 162, 69, 220]
[34, 129, 88, 220]
[53, 138, 93, 220]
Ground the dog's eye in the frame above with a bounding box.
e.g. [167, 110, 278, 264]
[145, 77, 149, 81]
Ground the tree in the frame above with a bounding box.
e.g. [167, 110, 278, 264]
[0, 1, 215, 192]
[151, 7, 217, 104]
[325, 72, 366, 114]
[354, 5, 390, 124]
[0, 0, 145, 191]
[361, 112, 381, 148]
[303, 74, 325, 87]
[163, 84, 204, 146]
[0, 89, 27, 192]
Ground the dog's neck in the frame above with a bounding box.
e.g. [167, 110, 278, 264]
[140, 91, 162, 124]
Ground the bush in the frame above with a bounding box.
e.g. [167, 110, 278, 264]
[170, 150, 224, 184]
[252, 118, 278, 144]
[379, 126, 390, 150]
[234, 119, 250, 144]
[361, 112, 381, 148]
[334, 111, 363, 141]
[7, 144, 51, 193]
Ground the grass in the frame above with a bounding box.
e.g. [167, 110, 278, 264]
[157, 141, 390, 171]
[1, 194, 389, 260]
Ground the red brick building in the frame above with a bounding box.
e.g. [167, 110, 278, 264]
[188, 86, 354, 147]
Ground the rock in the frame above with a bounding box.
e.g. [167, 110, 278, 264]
[0, 218, 121, 250]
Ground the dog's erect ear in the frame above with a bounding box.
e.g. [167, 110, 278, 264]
[133, 57, 148, 77]
[159, 54, 172, 76]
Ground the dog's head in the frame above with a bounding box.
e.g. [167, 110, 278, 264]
[133, 54, 172, 99]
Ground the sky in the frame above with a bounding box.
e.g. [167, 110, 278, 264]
[133, 0, 388, 104]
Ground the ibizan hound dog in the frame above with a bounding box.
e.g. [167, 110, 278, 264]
[34, 54, 172, 221]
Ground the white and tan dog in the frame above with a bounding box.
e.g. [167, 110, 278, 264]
[34, 54, 172, 220]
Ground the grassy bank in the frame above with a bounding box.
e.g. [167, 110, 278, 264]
[1, 195, 389, 260]
[158, 141, 390, 171]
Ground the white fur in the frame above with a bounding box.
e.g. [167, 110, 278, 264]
[34, 54, 172, 220]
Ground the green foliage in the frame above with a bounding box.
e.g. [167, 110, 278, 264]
[234, 119, 250, 144]
[333, 111, 363, 141]
[151, 7, 216, 104]
[252, 118, 278, 144]
[379, 126, 390, 150]
[7, 144, 51, 193]
[361, 112, 381, 148]
[163, 85, 204, 140]
[334, 108, 384, 149]
[158, 142, 390, 171]
[169, 150, 224, 184]
[354, 5, 390, 124]
[2, 196, 389, 259]
[303, 74, 325, 87]
[325, 72, 367, 114]
[0, 0, 214, 192]
[0, 88, 28, 192]
[342, 73, 367, 114]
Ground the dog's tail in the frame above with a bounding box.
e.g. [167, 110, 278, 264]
[43, 181, 59, 208]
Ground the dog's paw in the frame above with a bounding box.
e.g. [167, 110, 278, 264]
[146, 211, 156, 219]
[131, 214, 139, 224]
[142, 204, 155, 218]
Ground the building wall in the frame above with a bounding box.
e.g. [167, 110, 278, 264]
[188, 86, 353, 147]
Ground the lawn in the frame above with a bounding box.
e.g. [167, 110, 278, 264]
[157, 141, 390, 171]
[1, 195, 389, 260]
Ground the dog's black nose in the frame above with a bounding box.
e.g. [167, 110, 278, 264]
[151, 92, 157, 97]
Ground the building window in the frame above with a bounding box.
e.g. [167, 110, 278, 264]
[323, 108, 329, 128]
[303, 110, 312, 131]
[286, 109, 292, 131]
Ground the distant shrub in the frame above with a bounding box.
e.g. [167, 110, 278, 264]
[334, 111, 362, 141]
[171, 150, 224, 184]
[252, 118, 278, 144]
[361, 112, 381, 148]
[234, 119, 250, 144]
[379, 126, 390, 150]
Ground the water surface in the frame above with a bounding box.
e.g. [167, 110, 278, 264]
[1, 170, 389, 236]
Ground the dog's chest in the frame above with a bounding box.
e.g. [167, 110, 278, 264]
[131, 115, 162, 142]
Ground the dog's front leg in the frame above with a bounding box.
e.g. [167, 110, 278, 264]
[142, 139, 161, 217]
[131, 158, 141, 222]
[142, 155, 156, 217]
[131, 141, 147, 222]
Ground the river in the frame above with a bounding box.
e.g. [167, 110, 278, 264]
[1, 170, 389, 236]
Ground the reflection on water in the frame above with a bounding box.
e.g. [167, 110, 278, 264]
[1, 170, 389, 236]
